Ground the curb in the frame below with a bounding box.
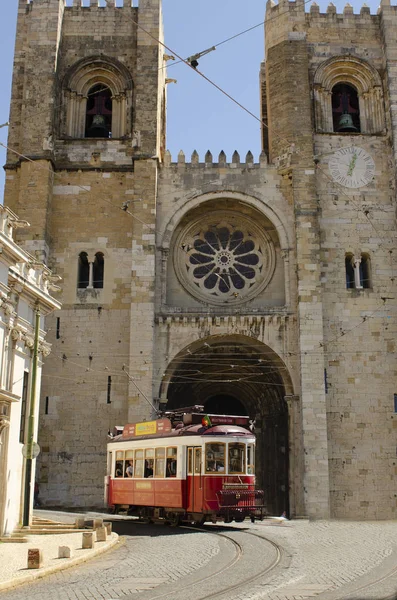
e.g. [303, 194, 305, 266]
[0, 533, 121, 593]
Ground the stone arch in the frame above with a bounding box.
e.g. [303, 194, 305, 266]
[160, 192, 291, 309]
[160, 191, 290, 251]
[159, 334, 300, 516]
[313, 55, 384, 134]
[62, 56, 133, 139]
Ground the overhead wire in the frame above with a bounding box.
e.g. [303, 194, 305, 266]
[2, 1, 393, 251]
[2, 2, 395, 399]
[101, 0, 396, 252]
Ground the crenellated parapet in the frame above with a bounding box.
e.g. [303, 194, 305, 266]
[266, 0, 379, 21]
[64, 0, 137, 8]
[264, 0, 390, 51]
[162, 149, 268, 171]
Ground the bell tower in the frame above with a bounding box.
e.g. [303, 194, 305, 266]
[4, 0, 166, 508]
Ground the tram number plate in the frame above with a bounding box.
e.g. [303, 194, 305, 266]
[223, 483, 249, 489]
[136, 482, 152, 490]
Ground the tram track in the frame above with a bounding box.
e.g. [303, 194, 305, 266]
[132, 524, 284, 600]
[318, 552, 397, 600]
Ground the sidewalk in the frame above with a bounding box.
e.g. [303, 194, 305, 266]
[0, 513, 119, 593]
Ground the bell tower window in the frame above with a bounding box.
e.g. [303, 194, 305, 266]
[332, 84, 360, 133]
[345, 254, 355, 289]
[78, 252, 89, 289]
[359, 253, 371, 289]
[85, 85, 112, 138]
[93, 252, 104, 289]
[63, 57, 133, 139]
[314, 56, 385, 135]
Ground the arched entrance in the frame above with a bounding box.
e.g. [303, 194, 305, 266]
[160, 336, 294, 516]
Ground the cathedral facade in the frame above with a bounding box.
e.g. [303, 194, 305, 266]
[4, 0, 397, 519]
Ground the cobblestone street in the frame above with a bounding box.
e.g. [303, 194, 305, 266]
[1, 512, 396, 600]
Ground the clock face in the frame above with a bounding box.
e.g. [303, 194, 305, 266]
[328, 146, 375, 188]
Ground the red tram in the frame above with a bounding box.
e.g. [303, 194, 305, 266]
[105, 409, 265, 525]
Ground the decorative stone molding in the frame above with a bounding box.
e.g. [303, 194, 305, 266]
[39, 342, 52, 358]
[23, 334, 35, 349]
[63, 56, 133, 139]
[156, 313, 290, 328]
[0, 298, 16, 317]
[314, 55, 385, 134]
[10, 327, 22, 342]
[0, 416, 10, 436]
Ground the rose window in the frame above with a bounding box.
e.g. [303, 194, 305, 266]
[175, 214, 276, 305]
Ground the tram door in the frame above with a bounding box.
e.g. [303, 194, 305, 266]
[186, 447, 202, 513]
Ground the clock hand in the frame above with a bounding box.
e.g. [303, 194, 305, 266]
[347, 153, 357, 177]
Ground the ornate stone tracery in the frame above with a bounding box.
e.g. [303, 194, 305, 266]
[174, 211, 276, 305]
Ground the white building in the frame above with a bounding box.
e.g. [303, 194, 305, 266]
[0, 205, 61, 536]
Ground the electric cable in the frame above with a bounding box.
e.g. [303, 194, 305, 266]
[101, 0, 395, 249]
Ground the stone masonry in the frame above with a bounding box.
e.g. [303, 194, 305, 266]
[3, 0, 397, 518]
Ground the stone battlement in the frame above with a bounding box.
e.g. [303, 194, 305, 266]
[25, 0, 138, 8]
[65, 1, 136, 7]
[266, 0, 397, 21]
[163, 149, 268, 170]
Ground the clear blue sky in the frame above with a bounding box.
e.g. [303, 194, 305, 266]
[0, 0, 381, 202]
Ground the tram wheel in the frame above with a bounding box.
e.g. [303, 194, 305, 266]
[191, 516, 206, 527]
[168, 513, 181, 527]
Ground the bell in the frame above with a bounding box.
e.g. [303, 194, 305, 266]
[336, 113, 358, 133]
[86, 114, 109, 138]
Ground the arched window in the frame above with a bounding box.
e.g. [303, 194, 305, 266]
[345, 254, 355, 289]
[359, 253, 371, 289]
[93, 252, 104, 289]
[85, 85, 112, 138]
[78, 252, 89, 289]
[332, 83, 360, 133]
[314, 56, 384, 134]
[63, 57, 133, 139]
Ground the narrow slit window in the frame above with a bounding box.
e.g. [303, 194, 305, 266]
[345, 254, 355, 289]
[360, 254, 371, 289]
[93, 252, 104, 289]
[45, 396, 49, 415]
[77, 252, 89, 289]
[56, 317, 60, 340]
[107, 376, 112, 404]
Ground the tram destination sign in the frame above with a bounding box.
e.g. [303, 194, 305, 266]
[184, 413, 251, 427]
[122, 418, 172, 438]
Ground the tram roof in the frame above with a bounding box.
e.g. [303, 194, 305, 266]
[110, 423, 254, 444]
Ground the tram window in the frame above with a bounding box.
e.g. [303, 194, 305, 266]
[125, 450, 134, 478]
[205, 443, 225, 473]
[247, 444, 255, 475]
[144, 459, 154, 477]
[229, 443, 245, 474]
[188, 448, 193, 474]
[144, 450, 154, 478]
[155, 447, 166, 478]
[194, 448, 201, 474]
[115, 451, 124, 478]
[166, 458, 177, 477]
[135, 449, 144, 478]
[166, 447, 177, 477]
